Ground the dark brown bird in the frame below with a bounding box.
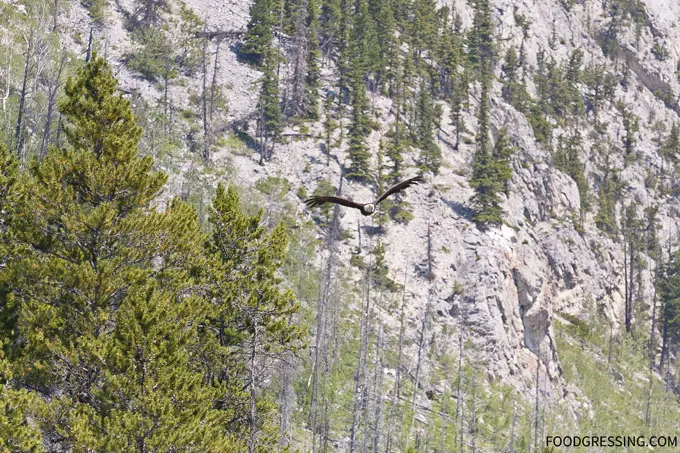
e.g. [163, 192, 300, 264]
[304, 175, 425, 216]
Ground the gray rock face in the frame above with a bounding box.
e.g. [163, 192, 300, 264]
[44, 0, 680, 424]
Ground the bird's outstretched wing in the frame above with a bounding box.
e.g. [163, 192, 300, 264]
[304, 195, 365, 211]
[375, 175, 425, 205]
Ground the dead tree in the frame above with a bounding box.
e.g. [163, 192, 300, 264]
[470, 375, 478, 453]
[201, 24, 209, 162]
[209, 39, 221, 133]
[509, 396, 517, 452]
[15, 29, 34, 158]
[646, 249, 661, 426]
[533, 364, 540, 452]
[309, 176, 343, 452]
[2, 31, 12, 117]
[455, 327, 464, 452]
[349, 226, 374, 452]
[384, 262, 409, 453]
[40, 50, 67, 158]
[285, 0, 309, 117]
[248, 297, 261, 453]
[411, 302, 430, 430]
[372, 325, 384, 453]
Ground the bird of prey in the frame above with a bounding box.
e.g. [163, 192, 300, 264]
[304, 175, 424, 216]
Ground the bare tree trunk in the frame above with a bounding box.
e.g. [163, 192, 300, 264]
[209, 39, 221, 126]
[286, 0, 308, 117]
[248, 298, 261, 453]
[350, 232, 373, 452]
[646, 254, 661, 426]
[201, 26, 210, 162]
[15, 29, 34, 159]
[455, 326, 464, 452]
[471, 376, 477, 453]
[163, 54, 170, 122]
[86, 27, 93, 63]
[55, 112, 62, 147]
[321, 282, 340, 453]
[440, 384, 448, 453]
[459, 372, 465, 453]
[509, 396, 517, 452]
[411, 302, 430, 430]
[384, 262, 408, 453]
[40, 51, 67, 158]
[309, 196, 341, 452]
[533, 364, 540, 453]
[2, 35, 12, 120]
[52, 0, 58, 31]
[608, 323, 614, 365]
[372, 325, 384, 453]
[627, 234, 635, 332]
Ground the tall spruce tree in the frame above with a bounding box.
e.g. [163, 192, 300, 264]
[203, 184, 301, 452]
[346, 59, 371, 180]
[470, 69, 513, 226]
[257, 48, 282, 164]
[304, 0, 321, 119]
[416, 80, 441, 174]
[467, 0, 494, 79]
[242, 0, 281, 65]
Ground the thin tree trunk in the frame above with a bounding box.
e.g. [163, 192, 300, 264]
[534, 364, 540, 453]
[411, 302, 430, 430]
[201, 26, 209, 162]
[86, 27, 93, 63]
[372, 325, 384, 453]
[15, 29, 33, 159]
[624, 236, 630, 332]
[309, 199, 340, 452]
[471, 376, 477, 453]
[384, 262, 408, 453]
[459, 372, 465, 453]
[163, 54, 170, 124]
[53, 0, 58, 31]
[249, 304, 260, 453]
[646, 254, 661, 426]
[40, 51, 66, 158]
[440, 379, 448, 453]
[209, 39, 221, 129]
[608, 323, 613, 365]
[455, 326, 464, 452]
[350, 233, 373, 452]
[510, 396, 517, 452]
[628, 233, 635, 332]
[2, 42, 11, 114]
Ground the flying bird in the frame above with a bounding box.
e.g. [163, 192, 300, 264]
[304, 175, 425, 216]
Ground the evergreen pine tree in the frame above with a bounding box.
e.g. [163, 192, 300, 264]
[594, 150, 622, 235]
[470, 70, 513, 226]
[203, 184, 301, 451]
[241, 0, 280, 65]
[661, 123, 680, 163]
[3, 55, 236, 450]
[0, 145, 43, 452]
[416, 80, 441, 174]
[257, 48, 282, 164]
[467, 0, 494, 78]
[304, 0, 322, 119]
[346, 53, 371, 181]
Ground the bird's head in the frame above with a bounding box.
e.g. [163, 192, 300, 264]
[364, 204, 375, 214]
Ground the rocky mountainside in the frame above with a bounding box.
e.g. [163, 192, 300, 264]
[3, 0, 680, 449]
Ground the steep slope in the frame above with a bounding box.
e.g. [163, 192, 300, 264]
[3, 0, 680, 449]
